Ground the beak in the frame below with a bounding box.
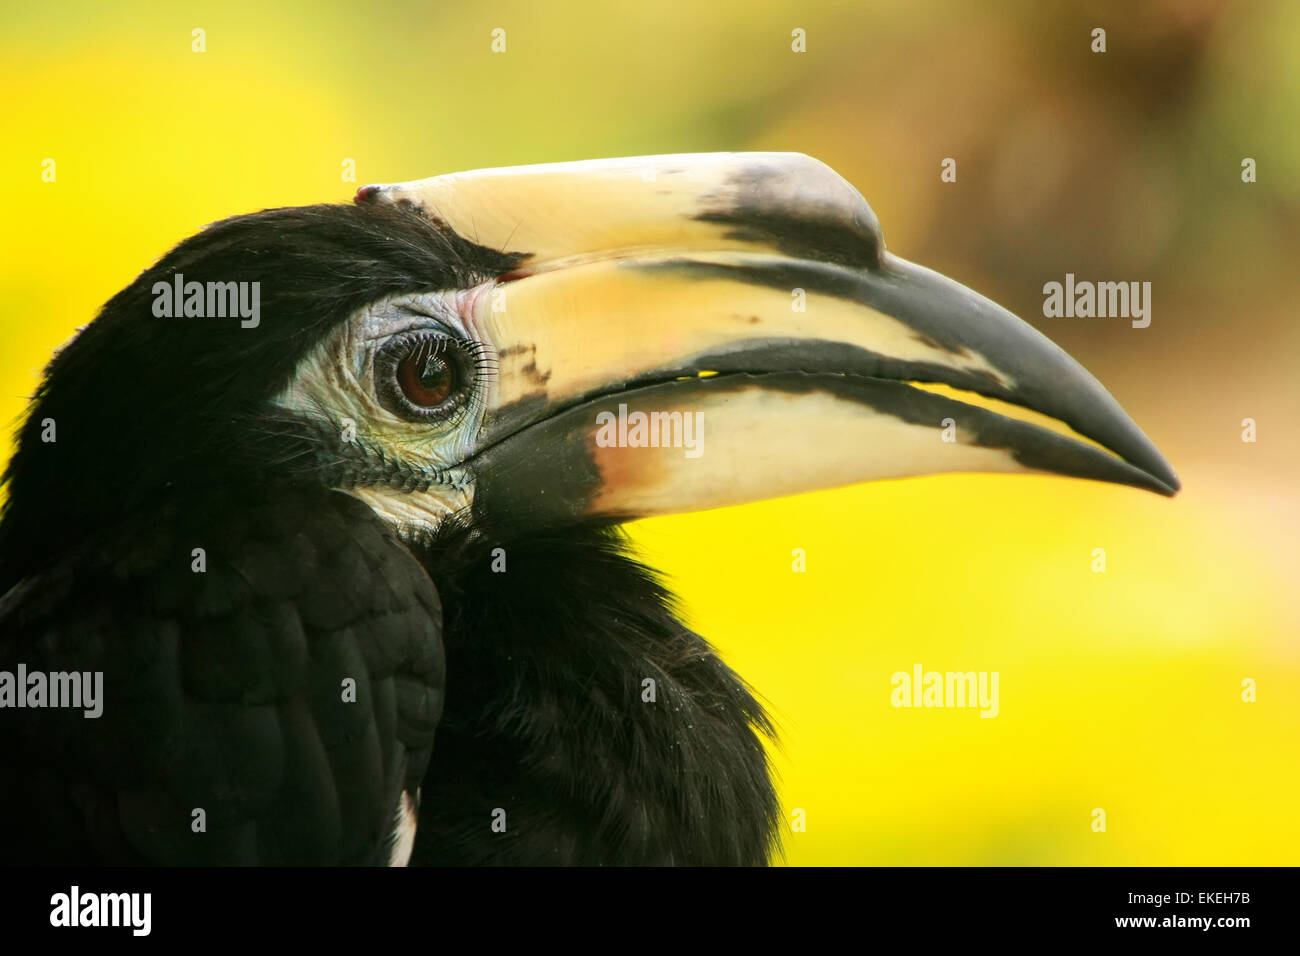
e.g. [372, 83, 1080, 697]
[359, 153, 1179, 530]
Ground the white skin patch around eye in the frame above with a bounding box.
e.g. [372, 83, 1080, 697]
[269, 292, 495, 536]
[346, 483, 473, 539]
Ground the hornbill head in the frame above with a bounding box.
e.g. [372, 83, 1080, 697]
[2, 152, 1177, 578]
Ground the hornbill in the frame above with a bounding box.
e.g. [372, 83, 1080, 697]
[0, 153, 1178, 865]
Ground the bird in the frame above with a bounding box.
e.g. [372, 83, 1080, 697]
[0, 153, 1178, 865]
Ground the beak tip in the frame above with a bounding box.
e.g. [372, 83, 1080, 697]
[1138, 456, 1180, 496]
[1141, 447, 1181, 496]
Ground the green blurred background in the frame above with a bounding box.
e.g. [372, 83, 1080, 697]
[2, 0, 1296, 864]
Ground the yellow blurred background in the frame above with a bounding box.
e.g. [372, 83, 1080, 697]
[2, 0, 1296, 864]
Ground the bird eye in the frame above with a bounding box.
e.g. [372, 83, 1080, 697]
[375, 331, 474, 422]
[398, 344, 455, 408]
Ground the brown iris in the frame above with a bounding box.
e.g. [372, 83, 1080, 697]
[396, 345, 456, 408]
[375, 330, 475, 422]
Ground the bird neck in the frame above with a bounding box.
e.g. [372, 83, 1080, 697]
[411, 522, 781, 865]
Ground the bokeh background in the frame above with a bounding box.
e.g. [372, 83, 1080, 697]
[2, 0, 1296, 864]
